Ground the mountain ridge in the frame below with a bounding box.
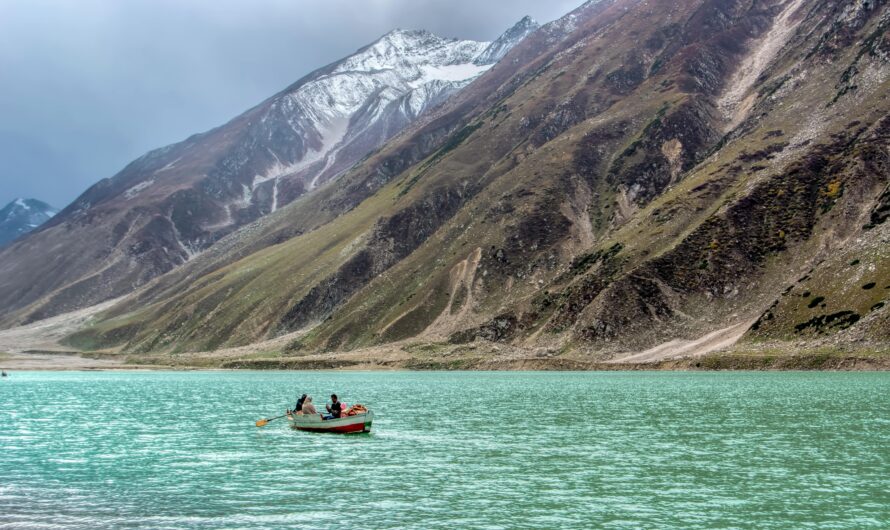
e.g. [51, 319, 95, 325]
[4, 0, 889, 367]
[0, 17, 538, 327]
[67, 0, 890, 363]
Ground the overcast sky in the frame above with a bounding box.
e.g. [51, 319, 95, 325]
[0, 0, 582, 208]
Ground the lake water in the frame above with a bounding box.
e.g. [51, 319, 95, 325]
[1, 371, 888, 529]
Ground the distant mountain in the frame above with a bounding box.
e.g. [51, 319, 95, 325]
[0, 199, 57, 247]
[0, 17, 538, 325]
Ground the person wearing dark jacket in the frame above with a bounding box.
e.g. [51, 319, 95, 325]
[291, 394, 307, 414]
[325, 394, 344, 420]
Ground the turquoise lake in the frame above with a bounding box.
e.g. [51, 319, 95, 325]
[1, 371, 888, 529]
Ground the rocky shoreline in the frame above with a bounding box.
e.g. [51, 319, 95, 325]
[214, 352, 890, 372]
[5, 345, 887, 372]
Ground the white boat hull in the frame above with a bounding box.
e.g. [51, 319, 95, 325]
[289, 411, 373, 434]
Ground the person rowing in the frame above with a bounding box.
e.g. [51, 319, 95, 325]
[294, 393, 307, 413]
[287, 393, 306, 416]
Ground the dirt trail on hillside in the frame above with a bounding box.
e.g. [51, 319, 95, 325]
[0, 299, 122, 354]
[0, 352, 127, 370]
[169, 330, 310, 363]
[607, 321, 755, 364]
[0, 299, 135, 369]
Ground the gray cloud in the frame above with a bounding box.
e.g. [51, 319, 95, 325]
[0, 0, 582, 208]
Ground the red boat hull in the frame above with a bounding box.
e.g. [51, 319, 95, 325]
[296, 422, 367, 434]
[289, 411, 373, 434]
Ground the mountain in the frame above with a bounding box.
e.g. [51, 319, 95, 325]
[0, 199, 57, 247]
[473, 15, 539, 65]
[0, 18, 538, 326]
[36, 0, 890, 365]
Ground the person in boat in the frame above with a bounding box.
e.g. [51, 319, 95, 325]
[324, 394, 345, 420]
[299, 396, 318, 416]
[287, 393, 307, 416]
[293, 393, 307, 413]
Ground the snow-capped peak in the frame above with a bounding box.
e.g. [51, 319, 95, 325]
[475, 16, 540, 65]
[330, 29, 491, 80]
[0, 198, 58, 246]
[240, 17, 538, 194]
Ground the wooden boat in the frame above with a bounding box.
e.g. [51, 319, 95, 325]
[288, 411, 373, 434]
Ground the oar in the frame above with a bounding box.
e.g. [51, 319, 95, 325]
[255, 414, 289, 428]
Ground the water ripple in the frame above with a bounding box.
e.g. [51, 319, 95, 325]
[1, 371, 888, 529]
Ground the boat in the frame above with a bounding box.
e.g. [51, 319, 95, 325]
[288, 411, 374, 434]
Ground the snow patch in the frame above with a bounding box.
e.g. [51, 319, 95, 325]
[170, 219, 199, 262]
[408, 63, 492, 89]
[124, 179, 155, 200]
[238, 184, 253, 207]
[252, 116, 350, 193]
[155, 156, 182, 174]
[271, 178, 280, 213]
[309, 117, 351, 189]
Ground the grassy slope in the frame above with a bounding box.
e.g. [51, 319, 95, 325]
[71, 0, 890, 363]
[69, 184, 400, 353]
[67, 0, 634, 354]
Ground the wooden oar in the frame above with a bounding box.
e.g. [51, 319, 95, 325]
[255, 414, 288, 428]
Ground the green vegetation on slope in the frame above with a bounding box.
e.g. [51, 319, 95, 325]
[70, 0, 890, 363]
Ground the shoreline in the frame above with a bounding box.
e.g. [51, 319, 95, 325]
[0, 351, 164, 371]
[3, 350, 888, 372]
[3, 304, 886, 372]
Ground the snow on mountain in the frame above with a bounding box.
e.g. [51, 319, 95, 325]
[0, 17, 540, 324]
[243, 18, 541, 199]
[474, 16, 540, 65]
[0, 198, 58, 247]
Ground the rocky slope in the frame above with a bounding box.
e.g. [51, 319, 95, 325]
[0, 18, 538, 327]
[0, 199, 57, 247]
[66, 0, 890, 362]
